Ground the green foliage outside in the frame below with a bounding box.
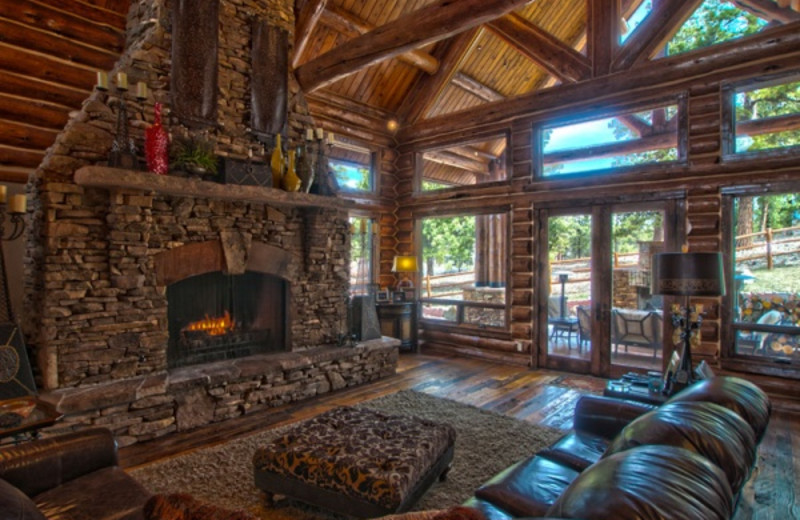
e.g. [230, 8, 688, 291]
[331, 160, 371, 191]
[422, 215, 476, 274]
[666, 0, 767, 56]
[735, 80, 800, 152]
[549, 215, 591, 260]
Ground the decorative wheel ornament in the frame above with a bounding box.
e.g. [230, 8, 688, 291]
[0, 345, 20, 383]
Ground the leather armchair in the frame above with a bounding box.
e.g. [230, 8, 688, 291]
[0, 428, 151, 520]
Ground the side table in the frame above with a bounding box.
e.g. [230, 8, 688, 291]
[376, 301, 418, 352]
[0, 396, 62, 444]
[603, 380, 669, 405]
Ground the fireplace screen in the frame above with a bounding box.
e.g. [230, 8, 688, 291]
[167, 271, 287, 368]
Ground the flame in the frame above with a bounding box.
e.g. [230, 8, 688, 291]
[184, 310, 235, 336]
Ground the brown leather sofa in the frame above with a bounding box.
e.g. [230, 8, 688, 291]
[464, 375, 771, 520]
[0, 427, 151, 520]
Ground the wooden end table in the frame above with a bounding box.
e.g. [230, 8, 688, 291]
[0, 396, 62, 444]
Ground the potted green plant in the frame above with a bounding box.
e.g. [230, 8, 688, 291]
[170, 136, 219, 176]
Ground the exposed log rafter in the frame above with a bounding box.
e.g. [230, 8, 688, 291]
[295, 0, 534, 92]
[293, 0, 328, 68]
[486, 13, 591, 83]
[728, 0, 800, 23]
[452, 72, 504, 103]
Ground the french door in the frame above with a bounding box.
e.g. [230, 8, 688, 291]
[536, 199, 681, 378]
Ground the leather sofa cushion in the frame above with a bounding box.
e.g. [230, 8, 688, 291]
[34, 466, 150, 520]
[474, 455, 580, 518]
[668, 376, 771, 443]
[0, 479, 46, 520]
[604, 401, 756, 495]
[537, 431, 608, 471]
[548, 445, 733, 520]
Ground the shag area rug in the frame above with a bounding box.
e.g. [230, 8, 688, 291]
[130, 390, 563, 519]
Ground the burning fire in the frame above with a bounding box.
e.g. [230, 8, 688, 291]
[184, 310, 235, 336]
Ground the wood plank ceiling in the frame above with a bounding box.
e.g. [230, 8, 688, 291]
[0, 0, 798, 185]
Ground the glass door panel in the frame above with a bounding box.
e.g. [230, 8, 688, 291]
[609, 207, 666, 373]
[547, 214, 592, 362]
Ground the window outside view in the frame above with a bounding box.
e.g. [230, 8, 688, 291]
[732, 193, 800, 362]
[349, 216, 374, 296]
[734, 79, 800, 155]
[419, 213, 507, 328]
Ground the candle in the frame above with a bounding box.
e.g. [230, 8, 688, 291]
[96, 71, 109, 90]
[9, 194, 26, 214]
[327, 132, 335, 144]
[136, 81, 147, 99]
[305, 128, 314, 141]
[117, 72, 128, 90]
[359, 219, 366, 233]
[315, 128, 324, 140]
[0, 185, 6, 204]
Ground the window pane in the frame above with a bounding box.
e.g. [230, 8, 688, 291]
[420, 213, 507, 328]
[421, 136, 507, 191]
[349, 216, 374, 296]
[541, 104, 679, 176]
[732, 193, 800, 361]
[330, 141, 373, 192]
[734, 79, 800, 154]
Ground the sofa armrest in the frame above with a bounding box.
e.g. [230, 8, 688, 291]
[0, 428, 118, 498]
[573, 395, 655, 439]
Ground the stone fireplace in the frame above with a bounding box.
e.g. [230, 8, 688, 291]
[19, 0, 399, 446]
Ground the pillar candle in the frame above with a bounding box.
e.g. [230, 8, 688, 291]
[327, 132, 335, 144]
[136, 81, 147, 99]
[117, 72, 128, 90]
[9, 194, 26, 213]
[96, 71, 109, 90]
[305, 128, 314, 141]
[315, 128, 324, 140]
[0, 185, 6, 204]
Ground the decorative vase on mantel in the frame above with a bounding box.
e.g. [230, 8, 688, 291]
[145, 102, 169, 175]
[270, 133, 284, 189]
[296, 144, 314, 193]
[282, 149, 301, 192]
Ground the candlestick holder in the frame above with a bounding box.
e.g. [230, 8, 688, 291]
[97, 72, 148, 171]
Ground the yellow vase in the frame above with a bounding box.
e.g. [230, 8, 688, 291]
[282, 149, 301, 192]
[270, 134, 284, 189]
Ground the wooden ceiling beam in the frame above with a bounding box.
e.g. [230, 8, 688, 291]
[727, 0, 800, 23]
[588, 0, 620, 77]
[452, 72, 504, 102]
[612, 0, 703, 72]
[319, 5, 439, 74]
[486, 13, 591, 82]
[396, 28, 481, 126]
[293, 0, 328, 68]
[295, 0, 534, 92]
[617, 114, 653, 137]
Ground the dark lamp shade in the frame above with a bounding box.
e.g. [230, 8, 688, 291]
[652, 252, 726, 296]
[392, 255, 418, 273]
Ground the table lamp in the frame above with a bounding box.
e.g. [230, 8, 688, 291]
[392, 255, 418, 290]
[652, 252, 725, 390]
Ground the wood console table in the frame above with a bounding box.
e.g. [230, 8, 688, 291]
[377, 302, 418, 352]
[0, 397, 61, 444]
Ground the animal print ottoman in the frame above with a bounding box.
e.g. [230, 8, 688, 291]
[252, 406, 456, 518]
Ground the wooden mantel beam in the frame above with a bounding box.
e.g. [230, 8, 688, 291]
[295, 0, 533, 92]
[487, 13, 591, 82]
[319, 4, 439, 75]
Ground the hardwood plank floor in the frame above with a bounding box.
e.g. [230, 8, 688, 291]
[120, 352, 799, 519]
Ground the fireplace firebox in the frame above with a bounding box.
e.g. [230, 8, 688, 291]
[167, 271, 287, 368]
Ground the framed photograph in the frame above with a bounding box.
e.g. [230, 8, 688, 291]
[376, 288, 390, 303]
[403, 288, 416, 301]
[392, 291, 406, 302]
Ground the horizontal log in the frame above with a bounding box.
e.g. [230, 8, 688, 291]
[451, 72, 503, 103]
[423, 150, 489, 173]
[32, 0, 127, 28]
[687, 195, 721, 213]
[0, 19, 119, 70]
[0, 42, 97, 90]
[0, 143, 44, 168]
[1, 2, 124, 53]
[737, 112, 800, 136]
[0, 118, 58, 149]
[0, 70, 87, 107]
[0, 166, 33, 183]
[421, 342, 530, 366]
[0, 94, 70, 129]
[422, 328, 517, 352]
[543, 131, 677, 165]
